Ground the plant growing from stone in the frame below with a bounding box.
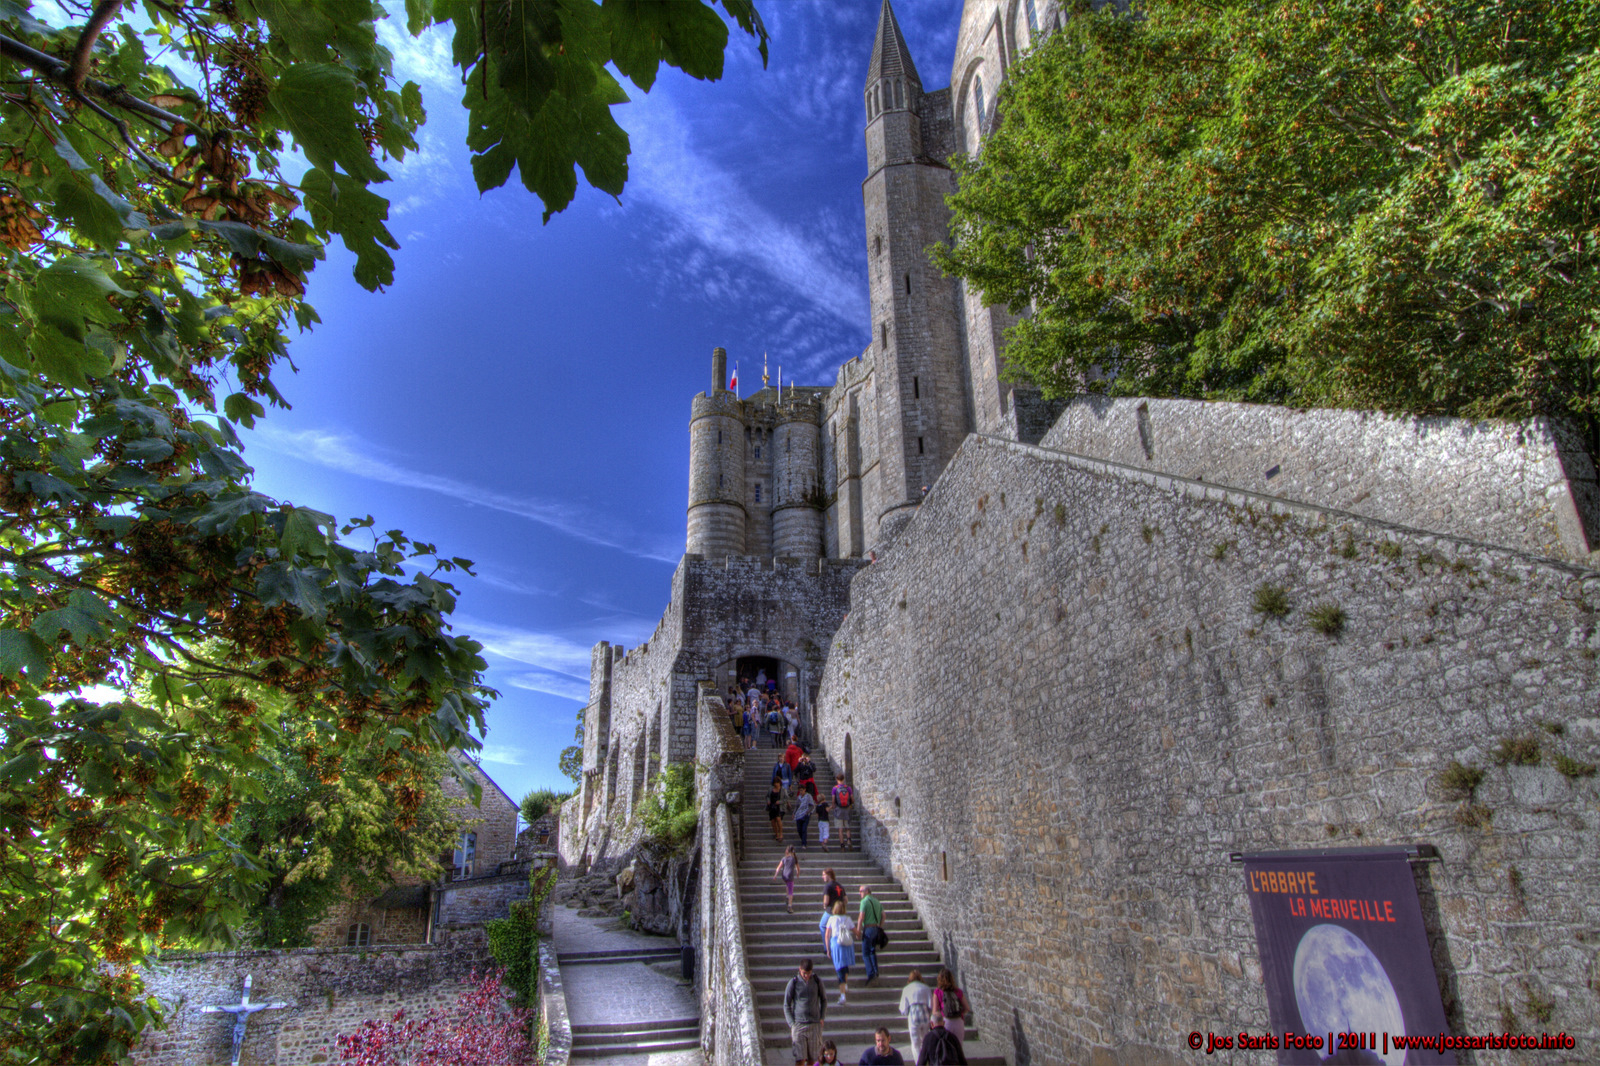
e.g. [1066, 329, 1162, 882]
[1306, 603, 1346, 637]
[1252, 584, 1291, 618]
[1493, 736, 1541, 766]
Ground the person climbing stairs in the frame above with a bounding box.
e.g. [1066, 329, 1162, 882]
[738, 751, 1004, 1065]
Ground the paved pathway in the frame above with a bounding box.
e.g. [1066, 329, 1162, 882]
[555, 904, 701, 1061]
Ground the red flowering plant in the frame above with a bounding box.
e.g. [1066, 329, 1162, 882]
[336, 968, 533, 1066]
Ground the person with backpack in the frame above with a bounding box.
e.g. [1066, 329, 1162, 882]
[767, 703, 787, 747]
[794, 787, 816, 849]
[823, 901, 854, 1005]
[915, 1017, 967, 1066]
[830, 779, 854, 849]
[783, 958, 827, 1066]
[931, 969, 968, 1043]
[815, 797, 831, 851]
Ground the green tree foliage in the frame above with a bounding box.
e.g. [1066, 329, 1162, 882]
[636, 761, 695, 848]
[129, 661, 461, 950]
[935, 0, 1600, 443]
[518, 786, 568, 825]
[0, 1, 766, 1061]
[559, 702, 583, 783]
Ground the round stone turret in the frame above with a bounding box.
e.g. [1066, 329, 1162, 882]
[687, 349, 747, 557]
[771, 402, 823, 557]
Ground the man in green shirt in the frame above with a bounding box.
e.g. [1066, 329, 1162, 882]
[856, 885, 884, 984]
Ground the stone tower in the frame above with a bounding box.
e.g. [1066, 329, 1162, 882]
[686, 348, 827, 558]
[860, 0, 969, 543]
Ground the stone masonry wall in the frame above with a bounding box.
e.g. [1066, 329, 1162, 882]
[131, 936, 490, 1066]
[1042, 396, 1600, 562]
[814, 432, 1600, 1066]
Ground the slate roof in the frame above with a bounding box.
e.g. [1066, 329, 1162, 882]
[866, 0, 921, 88]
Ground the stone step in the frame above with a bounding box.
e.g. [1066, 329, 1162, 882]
[571, 1017, 699, 1037]
[570, 1036, 701, 1058]
[557, 947, 681, 966]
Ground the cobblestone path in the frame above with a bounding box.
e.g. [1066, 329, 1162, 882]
[554, 905, 701, 1062]
[739, 750, 1005, 1065]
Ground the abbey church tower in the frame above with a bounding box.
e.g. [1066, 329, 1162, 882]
[858, 0, 969, 540]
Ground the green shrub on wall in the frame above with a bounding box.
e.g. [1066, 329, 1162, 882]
[487, 865, 557, 1008]
[639, 763, 699, 848]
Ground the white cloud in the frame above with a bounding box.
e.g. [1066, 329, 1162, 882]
[620, 96, 868, 332]
[456, 618, 595, 678]
[251, 426, 680, 562]
[506, 671, 592, 703]
[477, 744, 527, 766]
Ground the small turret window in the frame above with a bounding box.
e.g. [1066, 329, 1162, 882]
[881, 323, 889, 348]
[913, 376, 919, 399]
[905, 273, 911, 295]
[875, 235, 883, 258]
[754, 484, 762, 503]
[754, 446, 760, 459]
[894, 80, 903, 108]
[717, 429, 722, 444]
[918, 437, 925, 455]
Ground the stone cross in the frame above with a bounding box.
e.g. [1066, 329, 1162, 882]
[199, 974, 291, 1066]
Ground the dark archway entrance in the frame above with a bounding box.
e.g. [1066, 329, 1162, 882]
[735, 655, 781, 694]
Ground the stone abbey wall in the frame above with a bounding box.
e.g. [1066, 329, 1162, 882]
[813, 432, 1600, 1066]
[1043, 396, 1600, 562]
[130, 934, 492, 1066]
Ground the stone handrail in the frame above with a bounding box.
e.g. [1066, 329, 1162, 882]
[536, 939, 572, 1065]
[705, 801, 762, 1066]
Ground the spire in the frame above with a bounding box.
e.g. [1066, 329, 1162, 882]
[866, 0, 921, 89]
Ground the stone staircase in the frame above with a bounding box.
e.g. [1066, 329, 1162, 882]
[557, 934, 700, 1060]
[739, 750, 1002, 1065]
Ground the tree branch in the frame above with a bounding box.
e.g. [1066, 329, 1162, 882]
[67, 0, 122, 95]
[0, 32, 187, 131]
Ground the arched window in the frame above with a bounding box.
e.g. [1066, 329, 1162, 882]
[754, 445, 761, 459]
[346, 923, 371, 947]
[881, 323, 889, 348]
[1026, 0, 1039, 34]
[974, 75, 986, 130]
[894, 80, 903, 108]
[452, 832, 476, 880]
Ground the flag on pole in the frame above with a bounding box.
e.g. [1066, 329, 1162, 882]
[729, 364, 738, 395]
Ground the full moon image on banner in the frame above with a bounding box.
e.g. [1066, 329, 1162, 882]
[1292, 923, 1407, 1066]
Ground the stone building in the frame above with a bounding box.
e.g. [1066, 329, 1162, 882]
[565, 4, 1600, 1062]
[566, 0, 1104, 867]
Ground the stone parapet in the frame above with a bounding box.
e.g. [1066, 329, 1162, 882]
[699, 802, 761, 1066]
[537, 939, 572, 1066]
[1041, 395, 1600, 562]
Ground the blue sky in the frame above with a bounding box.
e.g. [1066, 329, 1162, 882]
[237, 0, 964, 804]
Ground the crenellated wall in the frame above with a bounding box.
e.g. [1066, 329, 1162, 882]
[814, 431, 1600, 1065]
[563, 554, 864, 872]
